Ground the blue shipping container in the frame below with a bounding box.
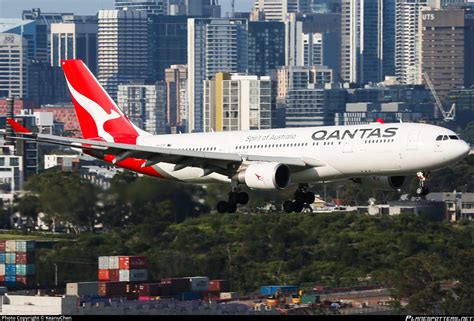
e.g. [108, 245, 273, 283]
[260, 285, 299, 296]
[0, 253, 5, 264]
[5, 275, 16, 282]
[5, 281, 16, 287]
[5, 264, 16, 276]
[177, 292, 201, 301]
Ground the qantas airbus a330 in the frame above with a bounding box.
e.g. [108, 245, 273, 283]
[7, 60, 470, 213]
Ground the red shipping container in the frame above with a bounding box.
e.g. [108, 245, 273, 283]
[109, 269, 120, 282]
[118, 256, 148, 270]
[209, 280, 230, 292]
[0, 275, 4, 285]
[98, 269, 110, 281]
[15, 253, 36, 264]
[98, 282, 127, 297]
[16, 276, 36, 287]
[0, 240, 5, 252]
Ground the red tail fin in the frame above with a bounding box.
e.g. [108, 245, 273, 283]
[61, 59, 148, 144]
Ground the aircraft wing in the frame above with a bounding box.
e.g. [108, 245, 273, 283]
[7, 119, 326, 172]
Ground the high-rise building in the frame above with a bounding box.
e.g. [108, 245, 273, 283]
[275, 65, 333, 101]
[97, 10, 151, 101]
[395, 0, 439, 84]
[340, 0, 397, 84]
[114, 0, 167, 15]
[302, 32, 323, 66]
[27, 62, 69, 105]
[285, 86, 346, 127]
[0, 19, 36, 61]
[187, 18, 248, 132]
[284, 13, 304, 66]
[50, 15, 98, 75]
[421, 8, 474, 98]
[299, 13, 342, 81]
[254, 0, 311, 21]
[203, 72, 274, 132]
[0, 34, 29, 98]
[149, 15, 187, 81]
[186, 0, 222, 17]
[22, 8, 71, 63]
[117, 81, 168, 134]
[248, 21, 286, 76]
[165, 65, 188, 133]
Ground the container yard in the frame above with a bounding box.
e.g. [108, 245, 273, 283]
[0, 253, 397, 315]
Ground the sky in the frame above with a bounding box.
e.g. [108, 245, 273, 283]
[0, 0, 255, 18]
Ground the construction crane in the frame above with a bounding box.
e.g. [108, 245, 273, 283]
[231, 0, 235, 18]
[422, 72, 456, 122]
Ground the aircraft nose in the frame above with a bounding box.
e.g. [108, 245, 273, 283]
[460, 141, 471, 157]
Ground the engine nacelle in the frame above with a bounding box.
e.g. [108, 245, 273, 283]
[235, 163, 291, 190]
[354, 176, 407, 191]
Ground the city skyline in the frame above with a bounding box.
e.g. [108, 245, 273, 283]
[0, 0, 255, 18]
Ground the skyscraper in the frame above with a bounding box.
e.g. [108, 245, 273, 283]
[50, 15, 98, 75]
[284, 13, 304, 66]
[340, 0, 397, 84]
[114, 0, 167, 15]
[186, 0, 222, 17]
[117, 81, 167, 134]
[187, 18, 248, 132]
[165, 65, 188, 133]
[248, 21, 286, 76]
[395, 0, 438, 84]
[97, 10, 150, 101]
[302, 32, 323, 66]
[149, 15, 188, 81]
[203, 72, 274, 132]
[254, 0, 311, 21]
[421, 8, 474, 98]
[0, 34, 28, 98]
[0, 19, 36, 61]
[22, 8, 71, 63]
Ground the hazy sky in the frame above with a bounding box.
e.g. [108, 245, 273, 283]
[0, 0, 255, 18]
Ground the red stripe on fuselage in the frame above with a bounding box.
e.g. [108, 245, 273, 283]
[103, 155, 164, 178]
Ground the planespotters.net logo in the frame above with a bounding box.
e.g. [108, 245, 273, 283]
[406, 316, 474, 321]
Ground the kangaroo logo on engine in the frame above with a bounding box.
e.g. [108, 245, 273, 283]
[311, 127, 398, 141]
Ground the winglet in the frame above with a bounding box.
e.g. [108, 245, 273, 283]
[6, 118, 33, 134]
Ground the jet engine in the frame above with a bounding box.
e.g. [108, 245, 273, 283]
[353, 176, 407, 191]
[235, 162, 291, 190]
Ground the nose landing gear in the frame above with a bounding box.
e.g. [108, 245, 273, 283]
[283, 184, 315, 213]
[415, 171, 430, 196]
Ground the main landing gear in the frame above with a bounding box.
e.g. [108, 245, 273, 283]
[415, 171, 430, 196]
[217, 183, 249, 214]
[283, 184, 315, 213]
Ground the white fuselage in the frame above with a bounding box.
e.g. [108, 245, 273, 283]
[135, 122, 470, 185]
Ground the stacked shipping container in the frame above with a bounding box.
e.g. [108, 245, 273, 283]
[0, 240, 36, 288]
[98, 256, 148, 282]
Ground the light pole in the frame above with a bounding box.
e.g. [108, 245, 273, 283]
[53, 263, 58, 288]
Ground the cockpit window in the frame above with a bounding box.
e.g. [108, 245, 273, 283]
[443, 135, 449, 141]
[449, 135, 459, 140]
[436, 135, 443, 141]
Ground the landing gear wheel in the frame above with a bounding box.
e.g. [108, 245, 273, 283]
[416, 186, 430, 196]
[304, 192, 315, 204]
[217, 201, 228, 214]
[283, 200, 294, 213]
[295, 191, 306, 203]
[292, 200, 304, 213]
[237, 192, 249, 205]
[227, 202, 237, 213]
